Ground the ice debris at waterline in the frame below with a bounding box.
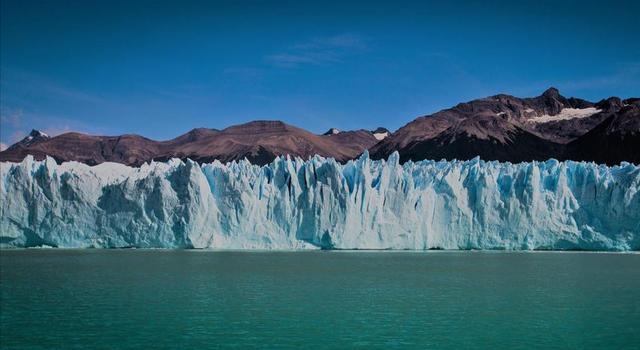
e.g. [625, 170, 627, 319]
[1, 152, 639, 250]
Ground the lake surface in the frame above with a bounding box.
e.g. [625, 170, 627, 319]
[1, 250, 639, 349]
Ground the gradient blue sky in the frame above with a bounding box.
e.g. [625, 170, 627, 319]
[1, 0, 639, 148]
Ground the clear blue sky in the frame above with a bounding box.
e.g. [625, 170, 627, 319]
[1, 0, 638, 147]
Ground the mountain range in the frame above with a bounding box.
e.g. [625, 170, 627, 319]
[1, 88, 638, 166]
[370, 88, 639, 165]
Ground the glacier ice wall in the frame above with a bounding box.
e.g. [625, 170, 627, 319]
[1, 153, 639, 250]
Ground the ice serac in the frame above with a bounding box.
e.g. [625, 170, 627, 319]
[1, 153, 639, 250]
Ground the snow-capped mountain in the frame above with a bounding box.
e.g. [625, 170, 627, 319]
[323, 128, 341, 135]
[7, 129, 50, 150]
[370, 88, 639, 165]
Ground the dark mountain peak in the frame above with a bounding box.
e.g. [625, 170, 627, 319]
[323, 128, 341, 135]
[541, 87, 561, 99]
[29, 129, 48, 137]
[7, 129, 51, 150]
[595, 97, 623, 111]
[372, 127, 389, 134]
[528, 87, 569, 115]
[186, 128, 218, 139]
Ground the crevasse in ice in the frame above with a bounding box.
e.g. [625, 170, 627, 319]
[1, 152, 638, 250]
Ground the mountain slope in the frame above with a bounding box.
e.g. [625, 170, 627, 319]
[564, 100, 640, 165]
[6, 129, 51, 150]
[1, 89, 637, 166]
[0, 132, 161, 166]
[154, 121, 380, 164]
[396, 116, 562, 163]
[370, 88, 636, 164]
[0, 121, 381, 166]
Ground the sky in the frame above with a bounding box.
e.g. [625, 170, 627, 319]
[1, 0, 639, 149]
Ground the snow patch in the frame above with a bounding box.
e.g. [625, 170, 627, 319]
[373, 131, 388, 140]
[529, 107, 601, 123]
[325, 128, 340, 135]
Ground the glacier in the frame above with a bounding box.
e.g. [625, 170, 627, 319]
[1, 152, 639, 250]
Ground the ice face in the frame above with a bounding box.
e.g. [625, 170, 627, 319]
[1, 153, 638, 250]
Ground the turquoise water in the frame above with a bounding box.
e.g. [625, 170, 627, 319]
[1, 250, 639, 349]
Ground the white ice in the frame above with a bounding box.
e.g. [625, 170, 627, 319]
[1, 153, 638, 250]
